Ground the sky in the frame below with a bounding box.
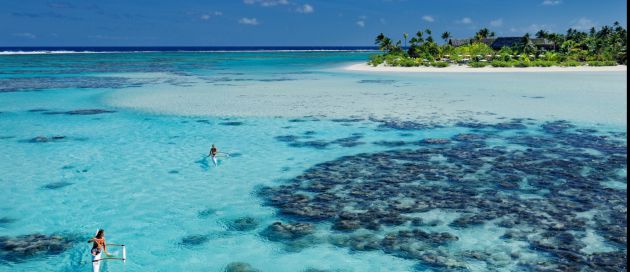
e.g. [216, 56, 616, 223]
[1, 0, 627, 46]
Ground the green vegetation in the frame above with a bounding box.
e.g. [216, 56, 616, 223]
[587, 60, 618, 66]
[371, 22, 627, 68]
[468, 61, 488, 68]
[432, 61, 449, 68]
[490, 60, 512, 67]
[560, 61, 582, 67]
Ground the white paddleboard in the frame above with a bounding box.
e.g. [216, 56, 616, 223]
[92, 251, 102, 272]
[90, 229, 126, 272]
[92, 229, 101, 272]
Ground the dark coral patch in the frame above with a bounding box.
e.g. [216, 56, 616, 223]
[220, 121, 244, 126]
[0, 76, 140, 92]
[41, 181, 73, 190]
[43, 109, 115, 115]
[197, 208, 217, 219]
[259, 120, 627, 270]
[0, 233, 77, 262]
[0, 217, 16, 225]
[225, 217, 259, 231]
[22, 135, 67, 143]
[179, 234, 209, 246]
[357, 79, 397, 84]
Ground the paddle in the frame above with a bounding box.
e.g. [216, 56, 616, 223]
[93, 257, 125, 262]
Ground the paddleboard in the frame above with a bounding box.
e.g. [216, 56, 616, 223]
[92, 230, 101, 272]
[91, 230, 126, 272]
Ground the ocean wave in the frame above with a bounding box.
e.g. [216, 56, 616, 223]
[0, 50, 106, 55]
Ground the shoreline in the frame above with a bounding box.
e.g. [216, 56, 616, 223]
[344, 62, 628, 73]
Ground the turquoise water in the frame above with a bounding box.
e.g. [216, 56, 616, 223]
[0, 52, 627, 272]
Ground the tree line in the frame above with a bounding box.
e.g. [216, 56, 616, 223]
[370, 23, 627, 67]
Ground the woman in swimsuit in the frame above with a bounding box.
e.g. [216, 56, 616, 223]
[208, 144, 218, 166]
[89, 229, 108, 257]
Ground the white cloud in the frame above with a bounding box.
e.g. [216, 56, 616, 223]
[243, 0, 289, 7]
[238, 17, 260, 25]
[571, 17, 596, 30]
[356, 20, 365, 27]
[542, 0, 562, 6]
[422, 15, 434, 22]
[379, 18, 387, 25]
[490, 18, 503, 27]
[200, 11, 222, 20]
[13, 32, 36, 39]
[457, 17, 472, 24]
[296, 4, 314, 13]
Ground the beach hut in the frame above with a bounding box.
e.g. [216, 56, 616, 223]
[449, 36, 555, 50]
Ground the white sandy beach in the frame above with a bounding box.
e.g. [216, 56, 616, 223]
[345, 62, 628, 73]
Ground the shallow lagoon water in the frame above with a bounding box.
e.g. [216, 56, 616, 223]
[0, 51, 626, 272]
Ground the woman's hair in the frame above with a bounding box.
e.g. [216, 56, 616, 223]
[96, 229, 105, 238]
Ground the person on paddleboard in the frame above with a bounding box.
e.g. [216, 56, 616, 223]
[88, 229, 110, 257]
[208, 144, 219, 166]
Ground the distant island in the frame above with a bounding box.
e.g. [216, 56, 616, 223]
[367, 22, 627, 69]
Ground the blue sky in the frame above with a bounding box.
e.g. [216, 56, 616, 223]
[1, 0, 627, 46]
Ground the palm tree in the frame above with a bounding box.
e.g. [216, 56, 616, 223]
[546, 33, 563, 51]
[375, 33, 386, 45]
[374, 33, 393, 53]
[475, 28, 491, 41]
[392, 40, 403, 54]
[424, 29, 434, 43]
[441, 31, 451, 44]
[520, 33, 537, 55]
[415, 31, 424, 44]
[403, 33, 409, 48]
[536, 30, 549, 39]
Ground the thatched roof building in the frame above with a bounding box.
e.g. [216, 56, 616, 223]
[449, 37, 555, 50]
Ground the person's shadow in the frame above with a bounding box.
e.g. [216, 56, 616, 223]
[195, 155, 209, 171]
